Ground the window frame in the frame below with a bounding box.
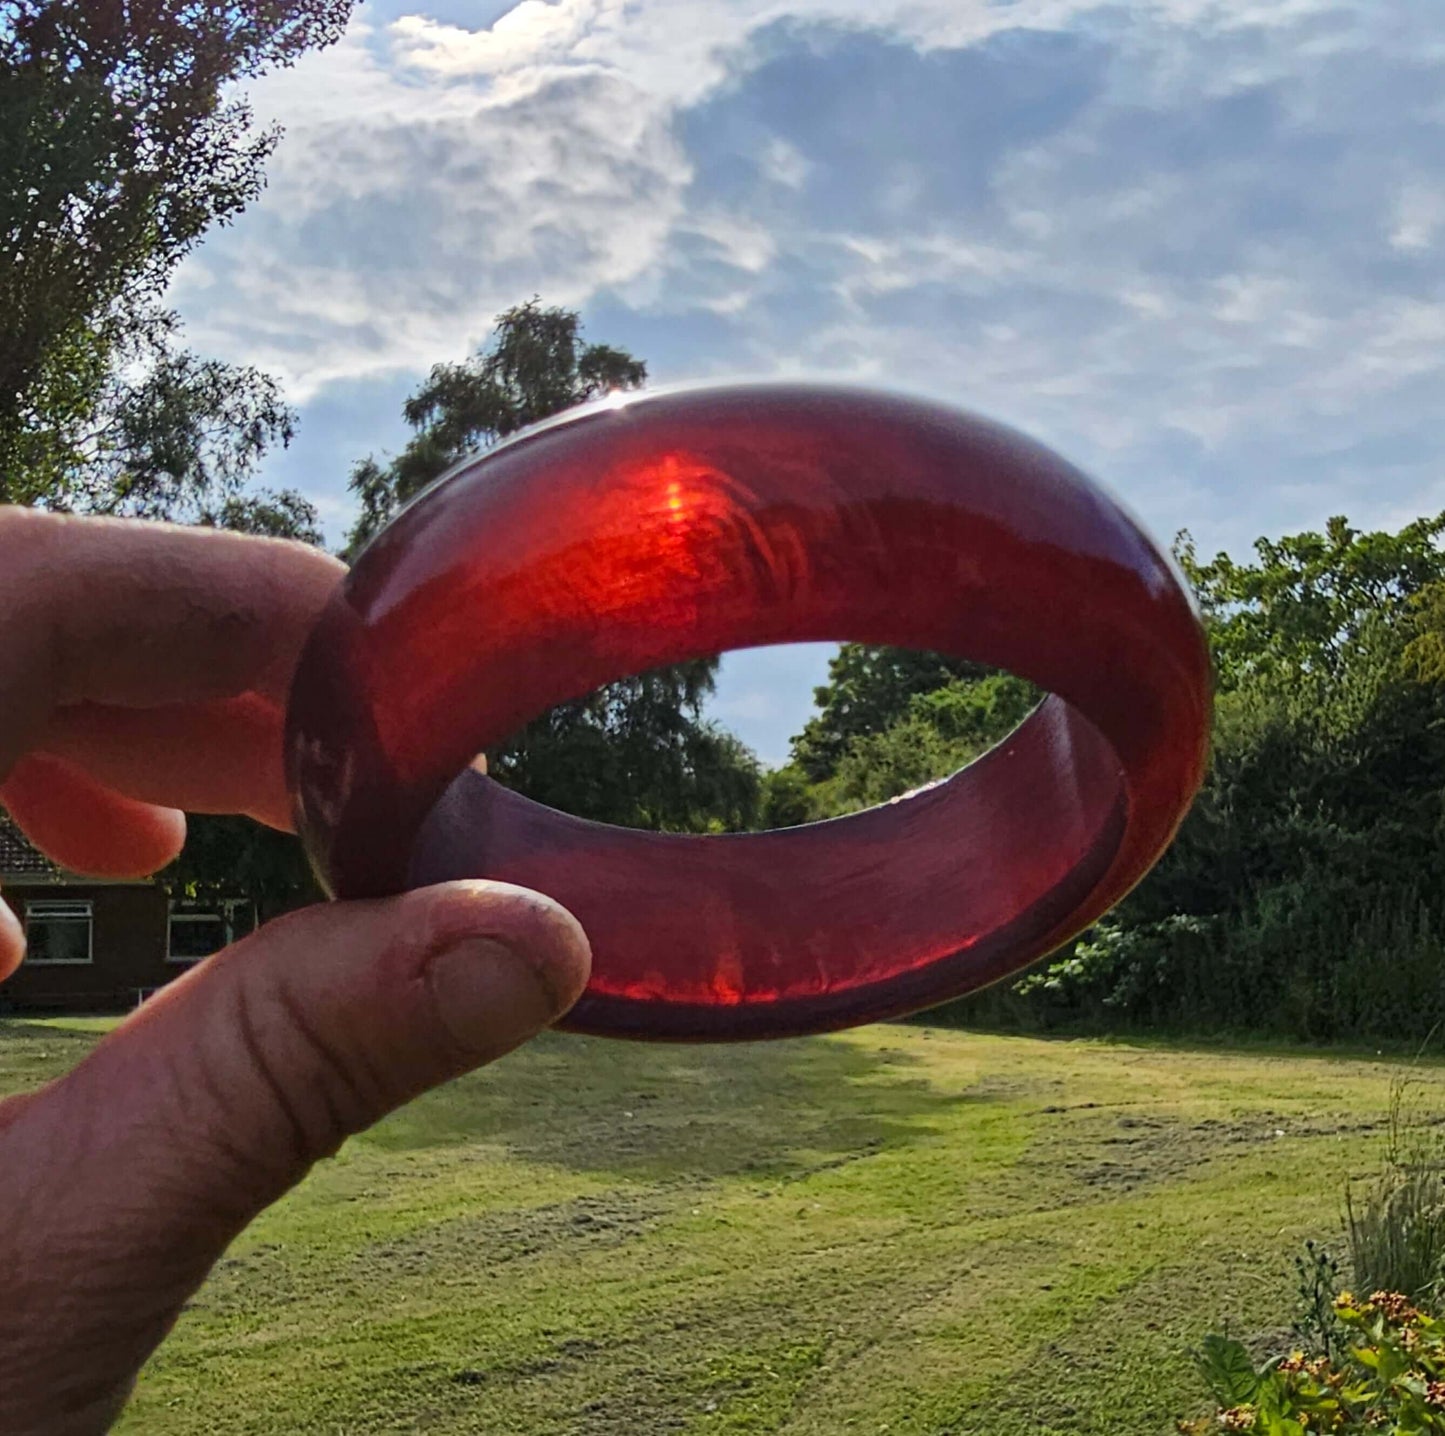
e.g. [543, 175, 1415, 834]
[166, 900, 254, 964]
[23, 899, 95, 966]
[166, 911, 226, 965]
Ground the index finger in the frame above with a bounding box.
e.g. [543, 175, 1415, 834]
[0, 508, 345, 778]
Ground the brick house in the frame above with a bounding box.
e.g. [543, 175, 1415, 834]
[0, 816, 255, 1013]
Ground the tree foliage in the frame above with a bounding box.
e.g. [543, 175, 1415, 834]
[789, 645, 992, 783]
[493, 665, 761, 833]
[767, 647, 1036, 826]
[1177, 514, 1445, 690]
[1404, 581, 1445, 686]
[78, 322, 300, 522]
[0, 0, 353, 508]
[164, 814, 319, 925]
[201, 487, 323, 547]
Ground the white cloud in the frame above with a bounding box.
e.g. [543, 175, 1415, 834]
[759, 135, 810, 189]
[175, 18, 691, 396]
[1392, 183, 1445, 253]
[390, 0, 605, 76]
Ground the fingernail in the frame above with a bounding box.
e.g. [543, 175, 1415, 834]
[426, 938, 561, 1056]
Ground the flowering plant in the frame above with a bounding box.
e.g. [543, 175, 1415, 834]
[1182, 1291, 1445, 1434]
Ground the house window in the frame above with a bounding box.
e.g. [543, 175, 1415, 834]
[167, 900, 254, 964]
[167, 911, 228, 964]
[24, 900, 94, 965]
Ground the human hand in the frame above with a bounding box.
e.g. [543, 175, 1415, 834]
[0, 508, 591, 1435]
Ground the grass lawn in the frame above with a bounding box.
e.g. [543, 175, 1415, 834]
[1, 1018, 1431, 1434]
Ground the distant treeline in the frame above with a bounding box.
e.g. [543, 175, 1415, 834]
[763, 514, 1445, 1043]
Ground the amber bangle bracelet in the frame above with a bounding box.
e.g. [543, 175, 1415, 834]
[285, 384, 1211, 1041]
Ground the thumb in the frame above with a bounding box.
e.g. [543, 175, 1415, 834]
[0, 881, 589, 1434]
[53, 878, 590, 1215]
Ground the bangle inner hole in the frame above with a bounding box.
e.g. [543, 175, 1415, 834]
[470, 644, 1042, 838]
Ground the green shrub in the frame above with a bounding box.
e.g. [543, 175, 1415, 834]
[1184, 1291, 1445, 1434]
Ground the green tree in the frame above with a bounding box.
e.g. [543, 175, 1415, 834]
[72, 327, 301, 523]
[202, 487, 323, 547]
[0, 0, 354, 509]
[973, 513, 1445, 1041]
[494, 668, 761, 833]
[753, 514, 1445, 1040]
[790, 645, 991, 783]
[1404, 580, 1445, 685]
[351, 302, 761, 832]
[774, 670, 1037, 824]
[774, 640, 1037, 826]
[347, 299, 647, 550]
[164, 816, 319, 925]
[1177, 514, 1445, 690]
[760, 764, 816, 830]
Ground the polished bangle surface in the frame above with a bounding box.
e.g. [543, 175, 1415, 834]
[285, 384, 1211, 1040]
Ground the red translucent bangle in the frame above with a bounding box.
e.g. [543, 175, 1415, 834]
[285, 385, 1211, 1041]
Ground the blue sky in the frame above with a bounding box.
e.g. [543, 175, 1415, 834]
[169, 0, 1445, 765]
